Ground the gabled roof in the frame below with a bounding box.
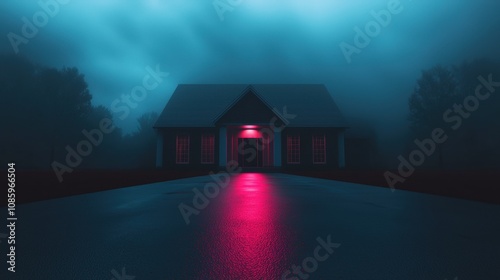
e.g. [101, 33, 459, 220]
[154, 84, 348, 128]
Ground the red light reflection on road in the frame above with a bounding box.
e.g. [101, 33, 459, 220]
[199, 173, 292, 279]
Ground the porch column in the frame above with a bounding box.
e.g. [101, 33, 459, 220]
[337, 129, 345, 168]
[219, 126, 227, 167]
[273, 129, 282, 167]
[156, 131, 163, 168]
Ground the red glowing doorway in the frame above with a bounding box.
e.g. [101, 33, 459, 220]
[227, 125, 274, 168]
[238, 138, 263, 167]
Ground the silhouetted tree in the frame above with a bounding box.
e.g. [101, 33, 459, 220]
[0, 55, 39, 167]
[108, 112, 159, 169]
[452, 59, 500, 168]
[1, 54, 166, 170]
[408, 60, 500, 169]
[37, 67, 92, 164]
[136, 112, 158, 135]
[1, 54, 99, 168]
[408, 65, 459, 168]
[80, 105, 123, 168]
[132, 112, 158, 168]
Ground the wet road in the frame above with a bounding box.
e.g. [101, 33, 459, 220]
[2, 173, 500, 279]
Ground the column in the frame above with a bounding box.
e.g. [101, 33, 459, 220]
[156, 131, 164, 168]
[338, 129, 345, 168]
[219, 127, 227, 167]
[273, 129, 282, 167]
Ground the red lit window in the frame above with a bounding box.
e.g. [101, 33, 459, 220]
[287, 135, 300, 164]
[312, 134, 326, 164]
[176, 134, 190, 164]
[201, 134, 215, 164]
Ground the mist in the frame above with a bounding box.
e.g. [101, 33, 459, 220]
[1, 0, 500, 165]
[2, 2, 500, 278]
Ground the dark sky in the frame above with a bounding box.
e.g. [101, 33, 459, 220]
[2, 0, 500, 145]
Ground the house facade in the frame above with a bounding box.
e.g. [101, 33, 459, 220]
[154, 84, 348, 170]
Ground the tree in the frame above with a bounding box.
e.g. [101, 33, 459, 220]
[0, 54, 93, 168]
[80, 105, 123, 168]
[408, 60, 500, 169]
[36, 66, 92, 164]
[132, 112, 159, 168]
[408, 65, 459, 168]
[452, 59, 500, 168]
[136, 112, 158, 136]
[0, 55, 39, 167]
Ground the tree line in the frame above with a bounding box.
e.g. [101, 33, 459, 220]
[407, 58, 500, 169]
[0, 54, 158, 170]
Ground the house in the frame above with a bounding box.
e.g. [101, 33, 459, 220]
[153, 84, 348, 170]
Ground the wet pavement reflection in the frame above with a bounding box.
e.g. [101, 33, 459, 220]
[198, 173, 294, 279]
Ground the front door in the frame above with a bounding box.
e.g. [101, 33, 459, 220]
[238, 138, 263, 167]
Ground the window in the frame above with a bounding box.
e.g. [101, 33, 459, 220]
[287, 135, 301, 164]
[176, 134, 190, 164]
[201, 134, 215, 164]
[312, 134, 326, 164]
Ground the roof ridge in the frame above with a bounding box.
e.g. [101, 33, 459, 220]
[154, 84, 348, 128]
[212, 85, 287, 125]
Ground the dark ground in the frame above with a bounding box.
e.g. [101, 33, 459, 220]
[3, 173, 500, 279]
[2, 168, 499, 206]
[1, 169, 206, 206]
[288, 169, 500, 205]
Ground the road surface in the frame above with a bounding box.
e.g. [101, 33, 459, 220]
[1, 173, 499, 279]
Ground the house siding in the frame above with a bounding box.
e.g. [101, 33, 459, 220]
[282, 128, 341, 170]
[159, 127, 344, 170]
[161, 128, 219, 170]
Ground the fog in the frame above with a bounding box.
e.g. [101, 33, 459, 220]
[1, 0, 500, 162]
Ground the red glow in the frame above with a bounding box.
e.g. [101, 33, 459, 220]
[242, 125, 258, 129]
[199, 173, 293, 279]
[239, 129, 261, 138]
